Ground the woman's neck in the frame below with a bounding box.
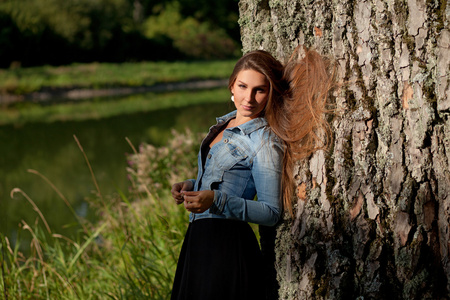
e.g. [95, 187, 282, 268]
[232, 114, 259, 127]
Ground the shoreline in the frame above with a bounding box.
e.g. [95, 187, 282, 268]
[0, 79, 228, 106]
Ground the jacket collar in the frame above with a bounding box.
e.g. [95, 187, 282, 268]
[216, 110, 268, 135]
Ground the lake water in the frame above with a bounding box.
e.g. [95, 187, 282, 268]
[0, 97, 230, 246]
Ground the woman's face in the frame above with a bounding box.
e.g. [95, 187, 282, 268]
[231, 69, 269, 123]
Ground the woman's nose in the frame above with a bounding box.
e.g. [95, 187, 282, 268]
[245, 90, 255, 101]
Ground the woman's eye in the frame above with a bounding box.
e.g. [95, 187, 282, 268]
[238, 84, 246, 88]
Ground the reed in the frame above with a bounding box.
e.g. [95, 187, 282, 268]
[0, 129, 200, 299]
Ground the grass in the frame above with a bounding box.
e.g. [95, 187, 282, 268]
[0, 60, 235, 95]
[1, 129, 201, 299]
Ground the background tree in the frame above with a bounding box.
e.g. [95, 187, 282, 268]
[238, 0, 449, 299]
[0, 0, 241, 67]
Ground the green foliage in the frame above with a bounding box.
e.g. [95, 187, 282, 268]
[0, 130, 200, 299]
[143, 2, 239, 59]
[0, 0, 128, 47]
[0, 0, 138, 66]
[0, 0, 240, 67]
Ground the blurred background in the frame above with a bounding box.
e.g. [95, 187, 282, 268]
[0, 0, 241, 250]
[0, 0, 241, 67]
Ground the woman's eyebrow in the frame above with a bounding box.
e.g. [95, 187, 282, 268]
[237, 80, 268, 88]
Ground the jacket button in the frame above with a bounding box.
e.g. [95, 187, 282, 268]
[223, 139, 228, 143]
[207, 154, 212, 159]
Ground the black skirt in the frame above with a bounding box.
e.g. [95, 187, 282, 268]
[171, 218, 266, 300]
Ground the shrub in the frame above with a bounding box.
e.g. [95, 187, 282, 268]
[127, 129, 202, 196]
[142, 2, 239, 59]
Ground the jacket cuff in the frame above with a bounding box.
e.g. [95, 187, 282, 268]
[187, 179, 196, 188]
[209, 190, 226, 214]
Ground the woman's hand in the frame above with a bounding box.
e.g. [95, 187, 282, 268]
[182, 190, 214, 213]
[171, 180, 194, 205]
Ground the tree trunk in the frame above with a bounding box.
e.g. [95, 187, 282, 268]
[238, 0, 450, 299]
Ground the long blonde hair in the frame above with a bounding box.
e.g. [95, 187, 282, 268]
[267, 46, 335, 216]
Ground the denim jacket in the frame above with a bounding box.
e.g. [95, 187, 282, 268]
[188, 111, 283, 226]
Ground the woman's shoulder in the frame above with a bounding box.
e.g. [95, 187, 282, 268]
[248, 125, 283, 152]
[225, 115, 283, 150]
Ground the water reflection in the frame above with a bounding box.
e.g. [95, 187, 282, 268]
[0, 100, 229, 245]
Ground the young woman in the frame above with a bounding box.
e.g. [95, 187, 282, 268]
[170, 47, 333, 300]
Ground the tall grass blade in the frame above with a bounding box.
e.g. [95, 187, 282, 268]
[10, 188, 51, 234]
[27, 169, 88, 233]
[1, 235, 9, 300]
[116, 189, 141, 223]
[73, 134, 105, 207]
[125, 137, 138, 154]
[68, 223, 106, 272]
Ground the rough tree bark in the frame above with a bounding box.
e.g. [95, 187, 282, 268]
[238, 0, 449, 299]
